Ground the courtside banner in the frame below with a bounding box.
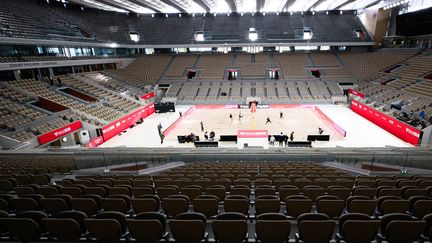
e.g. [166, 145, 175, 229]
[140, 91, 155, 100]
[351, 100, 422, 145]
[314, 107, 347, 137]
[37, 121, 82, 145]
[348, 88, 365, 99]
[101, 103, 155, 142]
[86, 136, 104, 148]
[237, 130, 268, 138]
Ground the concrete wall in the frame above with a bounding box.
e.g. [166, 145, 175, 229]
[359, 8, 391, 46]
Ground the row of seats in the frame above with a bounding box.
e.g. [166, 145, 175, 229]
[0, 209, 430, 243]
[165, 80, 343, 102]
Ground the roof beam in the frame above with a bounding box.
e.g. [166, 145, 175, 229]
[283, 0, 296, 11]
[193, 0, 211, 12]
[69, 0, 129, 12]
[226, 0, 237, 12]
[309, 0, 327, 10]
[257, 0, 265, 12]
[339, 0, 381, 9]
[159, 0, 188, 12]
[303, 0, 321, 10]
[130, 0, 162, 12]
[334, 0, 356, 9]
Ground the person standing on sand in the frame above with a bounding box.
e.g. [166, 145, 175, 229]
[265, 117, 272, 124]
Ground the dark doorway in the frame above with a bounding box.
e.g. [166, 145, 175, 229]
[269, 69, 279, 79]
[187, 70, 197, 79]
[228, 70, 238, 80]
[311, 69, 320, 78]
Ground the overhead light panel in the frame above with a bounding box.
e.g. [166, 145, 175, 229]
[195, 31, 205, 41]
[235, 0, 256, 13]
[70, 0, 129, 13]
[136, 0, 179, 13]
[315, 0, 350, 11]
[169, 0, 206, 13]
[249, 27, 258, 41]
[129, 32, 140, 42]
[262, 0, 288, 12]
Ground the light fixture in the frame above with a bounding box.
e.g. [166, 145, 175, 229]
[129, 32, 139, 42]
[195, 31, 205, 42]
[249, 27, 258, 41]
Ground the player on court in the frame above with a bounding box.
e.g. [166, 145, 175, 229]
[265, 117, 272, 124]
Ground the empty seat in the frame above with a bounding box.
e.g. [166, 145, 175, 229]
[378, 213, 425, 243]
[213, 212, 248, 243]
[285, 195, 312, 218]
[255, 213, 291, 243]
[162, 195, 189, 217]
[224, 195, 249, 216]
[70, 198, 99, 216]
[101, 198, 129, 214]
[132, 195, 160, 213]
[346, 196, 377, 216]
[9, 198, 40, 213]
[336, 213, 379, 243]
[39, 198, 69, 216]
[295, 213, 336, 243]
[327, 186, 351, 201]
[193, 195, 219, 218]
[85, 218, 123, 243]
[169, 212, 208, 243]
[0, 218, 42, 242]
[127, 212, 170, 242]
[316, 195, 345, 218]
[42, 218, 83, 241]
[255, 195, 280, 215]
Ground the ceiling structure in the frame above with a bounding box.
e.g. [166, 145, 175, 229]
[66, 0, 412, 13]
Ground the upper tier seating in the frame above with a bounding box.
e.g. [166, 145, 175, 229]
[0, 0, 372, 44]
[0, 0, 91, 41]
[105, 55, 172, 87]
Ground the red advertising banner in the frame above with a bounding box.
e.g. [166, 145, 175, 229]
[162, 107, 195, 136]
[351, 100, 422, 145]
[237, 130, 268, 138]
[348, 88, 366, 99]
[140, 92, 155, 100]
[86, 136, 104, 148]
[37, 121, 82, 145]
[101, 103, 155, 142]
[314, 107, 347, 137]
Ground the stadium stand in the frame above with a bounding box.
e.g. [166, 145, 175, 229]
[104, 55, 172, 87]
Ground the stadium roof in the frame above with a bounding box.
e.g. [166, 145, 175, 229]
[66, 0, 409, 14]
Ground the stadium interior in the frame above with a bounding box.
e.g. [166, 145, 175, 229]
[0, 0, 432, 242]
